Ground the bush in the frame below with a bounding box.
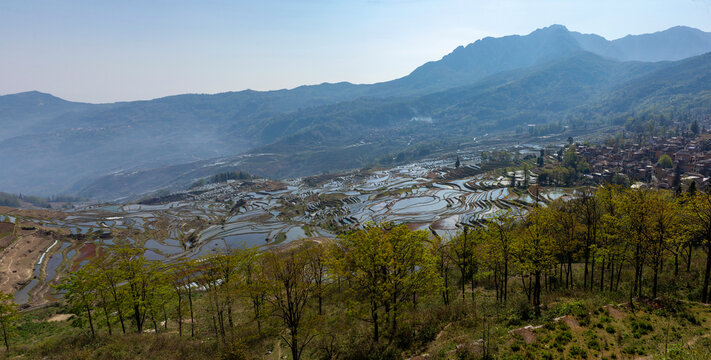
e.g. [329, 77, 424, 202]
[455, 343, 481, 360]
[587, 338, 600, 351]
[546, 300, 588, 321]
[569, 344, 587, 358]
[514, 299, 533, 322]
[220, 340, 249, 360]
[554, 330, 573, 347]
[630, 319, 653, 338]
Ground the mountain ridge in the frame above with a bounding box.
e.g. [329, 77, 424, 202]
[3, 25, 711, 197]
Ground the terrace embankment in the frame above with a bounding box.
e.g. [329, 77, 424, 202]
[0, 219, 75, 306]
[0, 226, 54, 298]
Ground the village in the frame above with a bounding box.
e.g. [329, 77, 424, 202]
[576, 133, 711, 190]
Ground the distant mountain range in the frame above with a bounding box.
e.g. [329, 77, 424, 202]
[3, 25, 711, 200]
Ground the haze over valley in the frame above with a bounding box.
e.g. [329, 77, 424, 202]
[5, 2, 711, 359]
[3, 24, 711, 200]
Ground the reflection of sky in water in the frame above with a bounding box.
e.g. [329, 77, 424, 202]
[224, 232, 270, 248]
[14, 279, 38, 304]
[6, 153, 567, 303]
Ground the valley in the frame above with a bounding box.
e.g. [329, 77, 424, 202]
[3, 15, 711, 359]
[0, 143, 574, 307]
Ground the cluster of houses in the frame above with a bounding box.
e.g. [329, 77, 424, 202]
[575, 135, 711, 190]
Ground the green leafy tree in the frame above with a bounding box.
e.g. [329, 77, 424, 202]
[113, 245, 152, 333]
[483, 211, 515, 302]
[685, 191, 711, 303]
[450, 227, 482, 302]
[514, 207, 557, 316]
[57, 265, 98, 337]
[658, 154, 674, 169]
[0, 292, 18, 353]
[334, 223, 440, 342]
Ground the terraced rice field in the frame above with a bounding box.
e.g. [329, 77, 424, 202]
[1, 158, 574, 306]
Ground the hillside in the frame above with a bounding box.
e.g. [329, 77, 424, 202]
[590, 51, 711, 116]
[78, 52, 679, 199]
[5, 183, 711, 359]
[3, 25, 711, 198]
[572, 25, 711, 62]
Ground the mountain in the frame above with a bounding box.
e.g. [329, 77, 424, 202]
[590, 51, 711, 116]
[0, 91, 107, 141]
[366, 24, 582, 96]
[78, 52, 682, 200]
[572, 26, 711, 62]
[3, 25, 711, 198]
[244, 52, 665, 149]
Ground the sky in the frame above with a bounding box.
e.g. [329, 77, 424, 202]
[1, 0, 710, 103]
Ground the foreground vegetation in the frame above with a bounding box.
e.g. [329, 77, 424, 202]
[4, 185, 711, 359]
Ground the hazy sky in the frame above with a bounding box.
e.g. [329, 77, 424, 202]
[2, 0, 710, 103]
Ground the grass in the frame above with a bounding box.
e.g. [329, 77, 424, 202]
[8, 255, 711, 359]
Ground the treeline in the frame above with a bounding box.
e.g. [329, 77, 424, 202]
[190, 171, 252, 189]
[0, 192, 83, 208]
[9, 186, 711, 358]
[526, 122, 565, 136]
[537, 145, 592, 186]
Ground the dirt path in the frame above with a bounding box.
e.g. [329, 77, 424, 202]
[434, 323, 451, 342]
[555, 315, 581, 330]
[47, 314, 73, 322]
[604, 305, 626, 320]
[686, 333, 711, 347]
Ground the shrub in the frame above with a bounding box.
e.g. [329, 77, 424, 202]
[587, 338, 600, 351]
[630, 319, 653, 338]
[569, 344, 587, 358]
[554, 330, 573, 346]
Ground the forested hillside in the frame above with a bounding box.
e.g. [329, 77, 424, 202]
[3, 25, 711, 198]
[5, 186, 711, 359]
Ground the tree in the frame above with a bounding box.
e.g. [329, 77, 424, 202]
[691, 120, 699, 135]
[620, 189, 652, 301]
[549, 199, 583, 290]
[168, 258, 196, 337]
[685, 191, 711, 303]
[646, 191, 680, 298]
[305, 241, 328, 316]
[455, 156, 461, 168]
[576, 191, 601, 290]
[334, 223, 440, 342]
[264, 246, 315, 360]
[596, 185, 626, 292]
[514, 207, 557, 316]
[383, 225, 440, 333]
[113, 245, 152, 333]
[332, 224, 388, 342]
[243, 250, 267, 335]
[0, 292, 18, 353]
[688, 181, 697, 197]
[450, 227, 480, 302]
[198, 251, 245, 342]
[430, 235, 452, 305]
[484, 211, 515, 302]
[58, 266, 98, 337]
[94, 254, 128, 334]
[658, 154, 673, 169]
